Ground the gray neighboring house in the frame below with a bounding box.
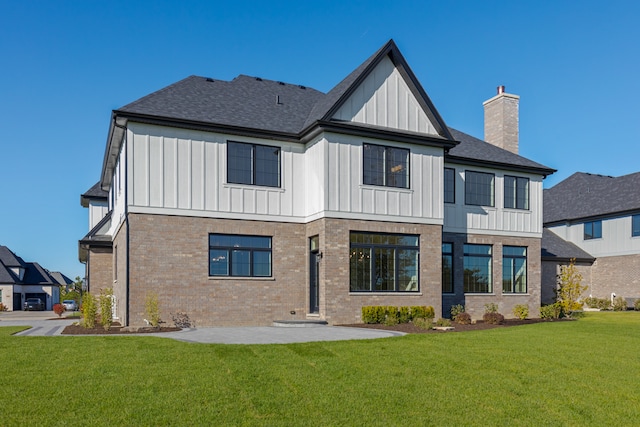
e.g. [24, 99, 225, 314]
[0, 245, 71, 310]
[542, 172, 640, 304]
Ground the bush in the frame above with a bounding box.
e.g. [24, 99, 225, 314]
[513, 304, 529, 320]
[412, 317, 432, 330]
[362, 305, 435, 324]
[384, 306, 399, 325]
[454, 312, 472, 325]
[635, 299, 640, 311]
[612, 296, 628, 312]
[99, 288, 114, 331]
[398, 306, 411, 324]
[484, 303, 499, 314]
[450, 304, 465, 319]
[583, 297, 611, 310]
[0, 302, 9, 311]
[435, 318, 452, 327]
[483, 312, 505, 325]
[557, 259, 587, 314]
[171, 312, 194, 328]
[424, 306, 435, 320]
[362, 306, 386, 324]
[540, 303, 562, 319]
[81, 292, 98, 328]
[53, 303, 65, 317]
[145, 292, 161, 327]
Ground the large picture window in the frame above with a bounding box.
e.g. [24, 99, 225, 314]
[227, 141, 280, 187]
[349, 232, 419, 292]
[463, 244, 492, 293]
[442, 242, 453, 293]
[444, 168, 455, 204]
[504, 176, 529, 210]
[209, 234, 272, 277]
[465, 171, 495, 207]
[363, 144, 409, 189]
[632, 215, 640, 237]
[584, 220, 602, 240]
[503, 246, 527, 293]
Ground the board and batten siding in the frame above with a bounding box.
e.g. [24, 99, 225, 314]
[332, 56, 439, 136]
[89, 201, 109, 230]
[443, 165, 544, 237]
[548, 216, 640, 257]
[122, 123, 444, 225]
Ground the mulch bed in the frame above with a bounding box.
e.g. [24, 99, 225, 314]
[61, 322, 181, 335]
[338, 318, 571, 334]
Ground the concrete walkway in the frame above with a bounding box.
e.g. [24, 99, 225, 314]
[0, 311, 404, 344]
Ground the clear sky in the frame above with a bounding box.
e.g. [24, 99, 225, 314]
[1, 0, 639, 280]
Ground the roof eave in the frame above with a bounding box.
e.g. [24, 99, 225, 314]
[445, 154, 556, 177]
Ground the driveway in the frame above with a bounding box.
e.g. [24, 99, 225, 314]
[0, 311, 404, 344]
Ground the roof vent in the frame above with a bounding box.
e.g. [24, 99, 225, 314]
[299, 85, 306, 90]
[276, 95, 282, 105]
[255, 77, 263, 81]
[278, 81, 285, 85]
[205, 77, 214, 82]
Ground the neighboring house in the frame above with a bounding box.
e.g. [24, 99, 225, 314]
[0, 245, 70, 310]
[542, 172, 640, 303]
[79, 182, 112, 293]
[80, 40, 554, 327]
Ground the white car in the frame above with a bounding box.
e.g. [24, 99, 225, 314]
[62, 300, 78, 311]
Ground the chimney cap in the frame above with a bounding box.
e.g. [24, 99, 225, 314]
[497, 85, 505, 94]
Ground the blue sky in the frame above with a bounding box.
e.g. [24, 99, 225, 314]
[1, 0, 639, 280]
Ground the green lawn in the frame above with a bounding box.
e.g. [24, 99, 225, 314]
[2, 312, 640, 426]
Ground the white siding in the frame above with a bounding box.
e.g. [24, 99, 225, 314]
[443, 164, 544, 237]
[88, 200, 108, 230]
[548, 216, 640, 257]
[332, 56, 439, 136]
[107, 139, 126, 236]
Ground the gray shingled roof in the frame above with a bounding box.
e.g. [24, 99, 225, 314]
[541, 229, 595, 262]
[544, 172, 640, 224]
[447, 128, 555, 175]
[82, 182, 108, 200]
[0, 245, 26, 268]
[0, 260, 18, 284]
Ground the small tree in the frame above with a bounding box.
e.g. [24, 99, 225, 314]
[99, 288, 114, 331]
[81, 292, 98, 329]
[556, 258, 587, 317]
[145, 292, 161, 327]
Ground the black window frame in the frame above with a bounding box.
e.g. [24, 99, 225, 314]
[444, 168, 455, 204]
[502, 246, 527, 293]
[362, 143, 410, 189]
[442, 242, 453, 293]
[227, 141, 281, 188]
[584, 220, 602, 240]
[504, 175, 530, 210]
[632, 214, 640, 237]
[349, 232, 419, 292]
[465, 171, 495, 207]
[463, 244, 492, 293]
[209, 234, 272, 277]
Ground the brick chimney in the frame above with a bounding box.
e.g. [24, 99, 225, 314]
[483, 85, 519, 154]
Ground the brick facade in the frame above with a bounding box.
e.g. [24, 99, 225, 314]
[442, 232, 541, 320]
[590, 254, 640, 300]
[541, 260, 593, 305]
[86, 247, 113, 294]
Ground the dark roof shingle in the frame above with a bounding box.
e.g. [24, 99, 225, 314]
[541, 229, 595, 262]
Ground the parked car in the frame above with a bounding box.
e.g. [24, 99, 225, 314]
[62, 300, 78, 311]
[24, 298, 44, 311]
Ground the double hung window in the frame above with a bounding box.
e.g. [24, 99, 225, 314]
[227, 141, 280, 187]
[209, 234, 272, 277]
[363, 144, 409, 188]
[444, 168, 455, 204]
[463, 244, 492, 293]
[465, 171, 495, 206]
[349, 232, 419, 292]
[502, 246, 527, 293]
[504, 176, 529, 209]
[632, 215, 640, 237]
[584, 220, 602, 240]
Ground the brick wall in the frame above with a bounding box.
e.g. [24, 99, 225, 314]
[87, 247, 113, 294]
[591, 254, 640, 299]
[541, 260, 593, 305]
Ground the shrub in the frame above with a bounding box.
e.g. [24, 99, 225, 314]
[454, 312, 472, 325]
[362, 306, 382, 324]
[413, 317, 432, 330]
[171, 312, 194, 328]
[145, 292, 161, 327]
[540, 303, 562, 319]
[513, 304, 529, 320]
[583, 297, 611, 310]
[0, 302, 9, 311]
[635, 299, 640, 311]
[53, 303, 65, 317]
[612, 296, 628, 312]
[409, 306, 427, 319]
[435, 318, 452, 327]
[484, 303, 499, 314]
[398, 306, 411, 324]
[483, 312, 505, 325]
[424, 306, 435, 320]
[99, 288, 114, 331]
[450, 304, 465, 319]
[556, 258, 587, 315]
[81, 292, 98, 328]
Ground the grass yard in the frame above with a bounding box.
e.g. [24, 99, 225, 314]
[2, 312, 640, 426]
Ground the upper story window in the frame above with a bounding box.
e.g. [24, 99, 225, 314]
[444, 168, 455, 204]
[442, 242, 453, 293]
[209, 234, 272, 277]
[463, 244, 492, 293]
[227, 141, 280, 187]
[465, 171, 495, 207]
[363, 143, 409, 189]
[504, 176, 529, 210]
[584, 220, 602, 240]
[633, 215, 640, 237]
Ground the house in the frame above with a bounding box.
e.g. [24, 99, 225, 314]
[80, 40, 554, 327]
[0, 245, 70, 310]
[542, 172, 640, 304]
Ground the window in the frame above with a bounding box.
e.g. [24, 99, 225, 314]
[633, 215, 640, 237]
[463, 244, 492, 293]
[227, 141, 280, 187]
[363, 143, 409, 188]
[209, 234, 272, 277]
[465, 171, 495, 206]
[503, 246, 527, 293]
[504, 176, 529, 210]
[349, 232, 419, 292]
[442, 243, 453, 293]
[444, 168, 455, 203]
[584, 220, 602, 240]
